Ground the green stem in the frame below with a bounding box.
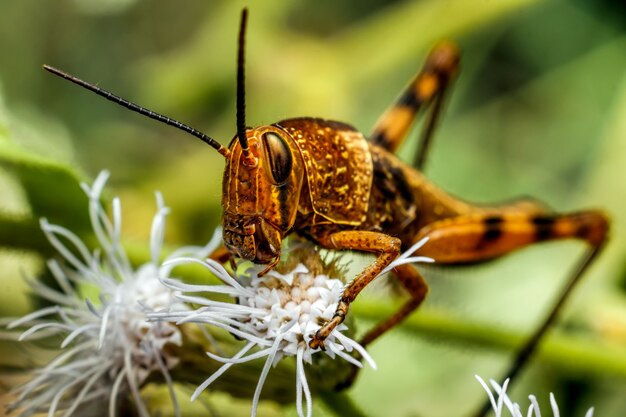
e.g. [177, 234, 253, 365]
[0, 143, 90, 234]
[352, 301, 626, 378]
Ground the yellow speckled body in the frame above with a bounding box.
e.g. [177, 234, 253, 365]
[278, 118, 372, 226]
[270, 117, 473, 250]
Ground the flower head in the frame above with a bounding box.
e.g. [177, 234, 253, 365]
[152, 236, 432, 417]
[476, 375, 595, 417]
[6, 171, 215, 417]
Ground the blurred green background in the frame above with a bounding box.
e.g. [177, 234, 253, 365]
[1, 0, 625, 416]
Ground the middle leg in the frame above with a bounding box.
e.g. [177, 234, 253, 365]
[359, 264, 429, 348]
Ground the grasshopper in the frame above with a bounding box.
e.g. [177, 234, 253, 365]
[43, 8, 608, 393]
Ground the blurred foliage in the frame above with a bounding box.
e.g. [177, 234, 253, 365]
[0, 0, 625, 416]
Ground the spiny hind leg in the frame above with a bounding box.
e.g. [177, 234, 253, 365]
[308, 231, 401, 350]
[413, 209, 608, 397]
[336, 264, 429, 390]
[370, 42, 459, 169]
[413, 210, 608, 262]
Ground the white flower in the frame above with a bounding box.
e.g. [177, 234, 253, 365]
[476, 375, 595, 417]
[6, 171, 217, 417]
[152, 235, 433, 417]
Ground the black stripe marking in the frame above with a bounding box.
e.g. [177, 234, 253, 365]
[371, 131, 392, 149]
[483, 216, 504, 242]
[575, 222, 592, 241]
[398, 87, 420, 108]
[532, 216, 556, 241]
[389, 165, 414, 206]
[372, 153, 414, 205]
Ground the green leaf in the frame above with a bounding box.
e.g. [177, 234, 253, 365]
[0, 85, 90, 252]
[0, 143, 90, 237]
[0, 211, 48, 254]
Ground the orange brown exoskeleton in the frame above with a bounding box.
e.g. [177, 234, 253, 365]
[43, 8, 609, 395]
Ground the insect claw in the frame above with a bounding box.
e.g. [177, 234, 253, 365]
[308, 333, 326, 351]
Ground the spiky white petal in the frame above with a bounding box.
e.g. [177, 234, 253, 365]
[6, 171, 218, 417]
[475, 375, 595, 417]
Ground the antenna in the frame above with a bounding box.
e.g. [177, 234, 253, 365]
[42, 64, 230, 158]
[236, 8, 254, 164]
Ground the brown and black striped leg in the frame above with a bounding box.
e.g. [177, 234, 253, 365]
[413, 210, 608, 263]
[370, 42, 459, 170]
[405, 210, 608, 416]
[308, 231, 401, 350]
[467, 214, 609, 417]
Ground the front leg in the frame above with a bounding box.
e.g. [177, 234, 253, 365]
[308, 231, 401, 350]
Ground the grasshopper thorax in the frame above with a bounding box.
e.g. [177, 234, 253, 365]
[222, 125, 304, 266]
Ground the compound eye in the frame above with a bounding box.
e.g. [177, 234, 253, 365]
[262, 132, 292, 184]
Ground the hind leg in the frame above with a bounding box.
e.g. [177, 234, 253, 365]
[336, 210, 608, 392]
[370, 42, 459, 170]
[413, 209, 608, 411]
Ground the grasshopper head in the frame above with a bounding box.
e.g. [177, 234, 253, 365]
[222, 126, 304, 265]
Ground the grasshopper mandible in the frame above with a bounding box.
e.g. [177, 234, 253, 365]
[43, 8, 609, 390]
